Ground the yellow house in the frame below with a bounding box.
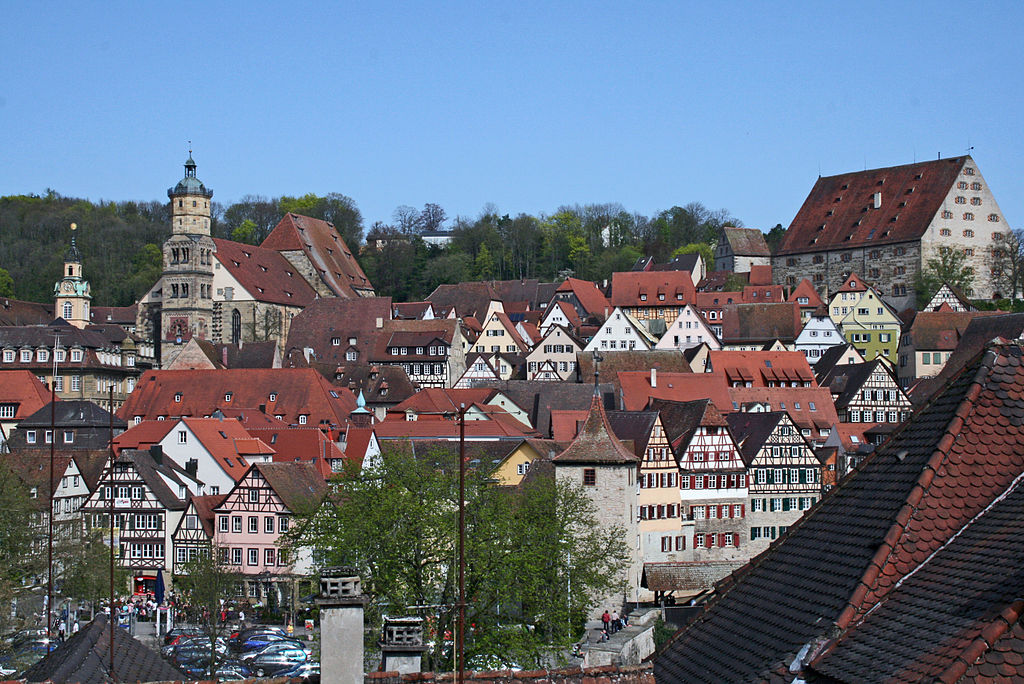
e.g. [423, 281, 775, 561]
[828, 273, 901, 361]
[489, 438, 565, 486]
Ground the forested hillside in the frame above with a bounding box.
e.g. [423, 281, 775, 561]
[0, 190, 766, 307]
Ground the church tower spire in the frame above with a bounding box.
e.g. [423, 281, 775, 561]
[54, 223, 91, 329]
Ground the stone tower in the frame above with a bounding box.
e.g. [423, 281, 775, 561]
[54, 223, 91, 329]
[162, 152, 216, 345]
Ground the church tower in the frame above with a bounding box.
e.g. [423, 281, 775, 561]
[54, 223, 91, 329]
[162, 152, 216, 343]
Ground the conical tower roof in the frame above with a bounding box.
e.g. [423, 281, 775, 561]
[552, 391, 638, 465]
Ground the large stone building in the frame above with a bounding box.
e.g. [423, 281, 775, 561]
[138, 154, 374, 367]
[773, 156, 1011, 311]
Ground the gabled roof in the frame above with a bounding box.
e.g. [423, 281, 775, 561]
[904, 309, 1001, 351]
[373, 417, 535, 440]
[727, 386, 838, 432]
[776, 156, 969, 256]
[606, 410, 658, 457]
[470, 380, 615, 438]
[211, 237, 317, 306]
[747, 263, 772, 285]
[116, 448, 193, 510]
[610, 271, 695, 308]
[545, 300, 584, 330]
[392, 301, 434, 319]
[655, 340, 1024, 684]
[112, 420, 177, 453]
[333, 363, 416, 406]
[818, 359, 900, 409]
[787, 278, 825, 308]
[187, 493, 227, 537]
[119, 368, 356, 428]
[836, 271, 869, 293]
[577, 349, 692, 391]
[284, 296, 393, 366]
[720, 302, 802, 345]
[698, 271, 749, 291]
[720, 227, 771, 257]
[647, 398, 726, 453]
[726, 411, 788, 464]
[0, 297, 53, 326]
[813, 343, 864, 377]
[426, 282, 500, 320]
[551, 392, 638, 465]
[555, 277, 611, 318]
[707, 350, 816, 387]
[618, 370, 732, 413]
[260, 212, 373, 297]
[389, 387, 497, 416]
[90, 303, 137, 326]
[22, 613, 186, 684]
[182, 417, 275, 481]
[0, 370, 55, 420]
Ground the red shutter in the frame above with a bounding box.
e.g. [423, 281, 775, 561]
[734, 534, 740, 548]
[740, 504, 745, 517]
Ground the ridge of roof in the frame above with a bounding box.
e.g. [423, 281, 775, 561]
[552, 392, 638, 465]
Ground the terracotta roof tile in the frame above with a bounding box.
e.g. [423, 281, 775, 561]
[260, 213, 373, 297]
[610, 271, 695, 308]
[551, 392, 638, 465]
[212, 237, 318, 306]
[721, 302, 802, 345]
[777, 156, 969, 256]
[555, 277, 611, 318]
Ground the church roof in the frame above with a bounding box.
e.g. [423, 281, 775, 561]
[261, 213, 373, 298]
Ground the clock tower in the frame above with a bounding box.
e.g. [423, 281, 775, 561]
[54, 223, 91, 329]
[162, 152, 216, 343]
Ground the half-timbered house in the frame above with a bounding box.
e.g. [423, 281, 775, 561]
[212, 462, 326, 606]
[82, 447, 202, 594]
[525, 325, 584, 381]
[727, 411, 823, 555]
[818, 358, 912, 444]
[171, 494, 224, 574]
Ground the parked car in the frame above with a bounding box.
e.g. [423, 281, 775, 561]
[163, 626, 205, 646]
[248, 647, 308, 677]
[178, 656, 253, 680]
[227, 626, 286, 651]
[277, 661, 319, 679]
[238, 639, 310, 661]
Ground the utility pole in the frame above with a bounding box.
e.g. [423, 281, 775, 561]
[457, 403, 466, 684]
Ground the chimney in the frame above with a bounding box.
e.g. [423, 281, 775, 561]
[149, 445, 163, 465]
[379, 616, 427, 675]
[376, 317, 384, 329]
[185, 459, 198, 478]
[651, 367, 657, 388]
[318, 567, 365, 682]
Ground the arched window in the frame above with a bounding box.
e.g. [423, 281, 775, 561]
[62, 302, 73, 319]
[231, 309, 241, 345]
[67, 266, 73, 276]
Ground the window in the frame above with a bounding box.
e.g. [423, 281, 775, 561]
[265, 516, 274, 534]
[695, 533, 705, 548]
[963, 212, 974, 221]
[232, 516, 242, 533]
[331, 337, 341, 346]
[247, 548, 258, 566]
[583, 468, 596, 486]
[71, 375, 80, 391]
[963, 229, 975, 238]
[178, 430, 187, 444]
[971, 197, 982, 206]
[265, 548, 276, 566]
[345, 350, 357, 361]
[70, 349, 82, 362]
[248, 488, 259, 503]
[224, 392, 232, 402]
[36, 349, 48, 363]
[63, 430, 73, 443]
[955, 196, 966, 204]
[248, 516, 258, 533]
[219, 516, 229, 532]
[278, 516, 289, 533]
[298, 415, 308, 425]
[989, 214, 1000, 222]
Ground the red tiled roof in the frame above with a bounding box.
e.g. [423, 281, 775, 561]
[189, 493, 227, 537]
[388, 388, 496, 416]
[549, 301, 583, 330]
[720, 302, 802, 345]
[0, 370, 54, 420]
[836, 271, 869, 293]
[184, 417, 275, 481]
[550, 409, 589, 443]
[905, 309, 1002, 351]
[610, 271, 695, 308]
[260, 213, 373, 297]
[618, 370, 732, 413]
[283, 296, 393, 366]
[776, 156, 969, 256]
[250, 461, 328, 511]
[212, 238, 318, 307]
[341, 426, 374, 468]
[728, 386, 838, 431]
[788, 278, 825, 309]
[374, 417, 535, 440]
[708, 350, 816, 387]
[551, 392, 637, 465]
[748, 264, 772, 285]
[119, 368, 357, 428]
[246, 427, 342, 478]
[555, 277, 611, 318]
[112, 420, 176, 453]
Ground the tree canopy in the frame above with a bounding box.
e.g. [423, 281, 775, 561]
[293, 444, 627, 670]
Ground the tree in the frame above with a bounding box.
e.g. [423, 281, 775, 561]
[916, 247, 975, 309]
[59, 529, 129, 619]
[420, 203, 447, 233]
[230, 219, 258, 245]
[0, 461, 44, 633]
[293, 443, 628, 670]
[0, 268, 14, 297]
[671, 243, 714, 270]
[990, 228, 1024, 304]
[763, 223, 787, 253]
[392, 205, 422, 235]
[474, 243, 496, 280]
[175, 547, 242, 677]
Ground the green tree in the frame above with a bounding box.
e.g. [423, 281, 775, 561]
[671, 242, 714, 270]
[990, 228, 1024, 304]
[915, 247, 975, 309]
[0, 461, 44, 633]
[0, 268, 14, 297]
[175, 547, 242, 677]
[230, 219, 258, 245]
[763, 223, 787, 253]
[60, 529, 129, 619]
[294, 444, 627, 670]
[474, 243, 496, 280]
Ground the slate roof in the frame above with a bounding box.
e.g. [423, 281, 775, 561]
[333, 363, 416, 406]
[721, 227, 771, 257]
[18, 400, 126, 429]
[120, 448, 195, 510]
[776, 156, 969, 256]
[726, 411, 787, 464]
[654, 341, 1024, 683]
[813, 343, 862, 378]
[721, 302, 802, 345]
[22, 613, 186, 684]
[211, 237, 318, 306]
[260, 212, 373, 297]
[610, 271, 695, 308]
[551, 392, 638, 465]
[818, 359, 893, 409]
[605, 410, 658, 458]
[647, 398, 725, 453]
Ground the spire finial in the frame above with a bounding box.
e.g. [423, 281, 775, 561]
[592, 352, 603, 395]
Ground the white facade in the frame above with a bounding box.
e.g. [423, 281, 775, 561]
[794, 314, 845, 362]
[583, 308, 656, 353]
[655, 305, 721, 352]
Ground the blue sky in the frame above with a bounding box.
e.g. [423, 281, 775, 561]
[2, 2, 1022, 233]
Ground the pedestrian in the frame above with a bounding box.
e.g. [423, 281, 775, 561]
[610, 610, 619, 634]
[239, 609, 245, 628]
[57, 625, 65, 643]
[601, 610, 610, 633]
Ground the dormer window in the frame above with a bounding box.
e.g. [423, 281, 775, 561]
[331, 337, 341, 346]
[225, 393, 233, 402]
[269, 393, 277, 402]
[174, 393, 182, 403]
[70, 349, 82, 362]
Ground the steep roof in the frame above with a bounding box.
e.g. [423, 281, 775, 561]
[18, 400, 126, 429]
[576, 349, 692, 394]
[647, 398, 725, 452]
[188, 493, 227, 537]
[555, 277, 611, 318]
[389, 387, 497, 416]
[22, 613, 186, 684]
[655, 340, 1024, 683]
[776, 156, 969, 256]
[721, 227, 771, 257]
[211, 237, 317, 306]
[551, 392, 638, 465]
[260, 213, 373, 297]
[818, 359, 896, 409]
[707, 350, 816, 387]
[283, 296, 393, 366]
[0, 297, 53, 326]
[183, 417, 275, 481]
[610, 271, 695, 308]
[112, 420, 176, 453]
[726, 411, 787, 464]
[252, 461, 327, 512]
[470, 380, 616, 438]
[905, 309, 1001, 351]
[426, 282, 499, 320]
[0, 370, 53, 420]
[617, 370, 732, 413]
[119, 368, 356, 428]
[787, 278, 825, 308]
[605, 410, 658, 457]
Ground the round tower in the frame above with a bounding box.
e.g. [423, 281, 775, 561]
[167, 153, 213, 236]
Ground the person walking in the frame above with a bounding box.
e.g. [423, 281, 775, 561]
[601, 610, 610, 634]
[610, 610, 619, 635]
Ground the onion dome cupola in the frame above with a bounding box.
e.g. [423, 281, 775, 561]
[168, 152, 213, 200]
